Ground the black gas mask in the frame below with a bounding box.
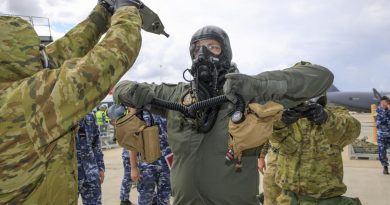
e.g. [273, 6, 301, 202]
[187, 26, 236, 98]
[190, 45, 225, 91]
[181, 26, 238, 133]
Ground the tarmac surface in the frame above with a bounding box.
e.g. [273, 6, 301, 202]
[79, 113, 390, 205]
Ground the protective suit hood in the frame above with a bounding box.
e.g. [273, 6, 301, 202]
[0, 16, 43, 83]
[190, 25, 232, 64]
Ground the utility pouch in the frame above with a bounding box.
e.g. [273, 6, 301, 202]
[140, 125, 161, 163]
[114, 113, 147, 152]
[228, 101, 284, 161]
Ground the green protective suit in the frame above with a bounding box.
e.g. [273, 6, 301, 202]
[269, 107, 362, 205]
[0, 5, 141, 204]
[114, 62, 333, 205]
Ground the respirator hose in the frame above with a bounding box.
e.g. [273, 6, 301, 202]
[150, 94, 244, 119]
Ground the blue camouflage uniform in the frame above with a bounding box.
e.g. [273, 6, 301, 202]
[120, 148, 133, 202]
[137, 113, 172, 205]
[376, 106, 390, 167]
[76, 112, 105, 205]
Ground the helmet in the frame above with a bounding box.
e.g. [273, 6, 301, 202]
[189, 25, 232, 66]
[107, 104, 127, 121]
[0, 16, 42, 83]
[99, 104, 107, 110]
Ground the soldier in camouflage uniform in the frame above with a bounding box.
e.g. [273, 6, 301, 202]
[113, 25, 334, 205]
[130, 112, 172, 205]
[0, 0, 142, 204]
[76, 112, 105, 205]
[258, 141, 282, 205]
[120, 148, 135, 205]
[269, 103, 362, 205]
[375, 96, 390, 175]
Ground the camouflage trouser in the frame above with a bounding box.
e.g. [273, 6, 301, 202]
[78, 176, 102, 205]
[137, 160, 171, 205]
[263, 150, 281, 205]
[276, 190, 362, 205]
[377, 133, 390, 167]
[120, 151, 132, 201]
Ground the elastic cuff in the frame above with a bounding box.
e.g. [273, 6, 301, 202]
[89, 4, 111, 34]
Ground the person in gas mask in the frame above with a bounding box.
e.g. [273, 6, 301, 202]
[113, 25, 334, 205]
[0, 0, 143, 204]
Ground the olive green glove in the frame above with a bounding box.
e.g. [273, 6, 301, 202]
[113, 80, 155, 108]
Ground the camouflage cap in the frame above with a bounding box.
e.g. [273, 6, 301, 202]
[0, 16, 42, 83]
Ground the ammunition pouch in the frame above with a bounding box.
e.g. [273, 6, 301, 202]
[140, 125, 161, 163]
[114, 113, 161, 163]
[228, 102, 283, 160]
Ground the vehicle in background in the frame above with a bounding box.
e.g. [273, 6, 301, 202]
[327, 85, 390, 112]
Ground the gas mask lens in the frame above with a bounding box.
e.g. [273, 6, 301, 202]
[191, 39, 222, 59]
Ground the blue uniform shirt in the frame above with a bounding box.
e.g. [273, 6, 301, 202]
[376, 107, 390, 134]
[76, 112, 105, 173]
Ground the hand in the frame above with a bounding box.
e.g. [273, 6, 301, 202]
[223, 73, 254, 103]
[130, 84, 155, 108]
[131, 167, 140, 182]
[258, 158, 266, 174]
[303, 103, 328, 125]
[281, 109, 301, 125]
[113, 81, 155, 108]
[98, 0, 115, 14]
[99, 171, 105, 184]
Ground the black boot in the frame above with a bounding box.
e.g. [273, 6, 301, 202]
[383, 166, 389, 175]
[120, 199, 134, 205]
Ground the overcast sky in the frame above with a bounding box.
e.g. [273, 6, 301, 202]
[1, 0, 389, 92]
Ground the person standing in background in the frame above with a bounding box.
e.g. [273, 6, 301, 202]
[376, 96, 390, 175]
[76, 112, 105, 205]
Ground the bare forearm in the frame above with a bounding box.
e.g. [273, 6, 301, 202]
[129, 150, 138, 169]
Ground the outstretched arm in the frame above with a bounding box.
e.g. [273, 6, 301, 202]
[224, 61, 334, 108]
[24, 5, 142, 147]
[113, 81, 186, 117]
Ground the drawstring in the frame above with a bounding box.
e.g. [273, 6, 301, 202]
[39, 44, 50, 69]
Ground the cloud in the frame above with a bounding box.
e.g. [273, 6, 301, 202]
[2, 0, 43, 16]
[1, 0, 389, 91]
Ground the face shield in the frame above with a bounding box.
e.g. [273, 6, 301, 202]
[190, 38, 222, 60]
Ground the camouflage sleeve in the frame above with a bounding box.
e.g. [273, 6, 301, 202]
[323, 107, 361, 148]
[25, 6, 141, 147]
[259, 141, 270, 158]
[46, 5, 111, 68]
[92, 130, 105, 172]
